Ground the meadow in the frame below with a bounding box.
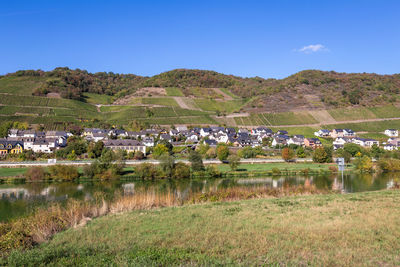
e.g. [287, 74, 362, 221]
[4, 190, 400, 266]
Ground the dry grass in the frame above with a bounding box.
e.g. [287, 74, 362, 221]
[0, 186, 328, 257]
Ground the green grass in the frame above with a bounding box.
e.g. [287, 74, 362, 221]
[82, 93, 114, 105]
[0, 168, 27, 177]
[165, 87, 184, 97]
[323, 119, 400, 132]
[130, 97, 179, 107]
[217, 162, 336, 172]
[0, 76, 49, 95]
[328, 105, 400, 121]
[218, 88, 240, 99]
[193, 99, 245, 113]
[5, 190, 400, 266]
[235, 112, 318, 126]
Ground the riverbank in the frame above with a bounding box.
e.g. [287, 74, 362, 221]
[3, 189, 400, 266]
[0, 162, 345, 182]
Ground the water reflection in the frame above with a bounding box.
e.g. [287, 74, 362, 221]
[0, 173, 398, 222]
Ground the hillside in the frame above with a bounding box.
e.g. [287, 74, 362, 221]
[2, 68, 400, 111]
[1, 67, 400, 131]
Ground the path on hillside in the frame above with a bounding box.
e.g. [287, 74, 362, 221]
[173, 97, 201, 110]
[213, 88, 234, 100]
[308, 110, 336, 124]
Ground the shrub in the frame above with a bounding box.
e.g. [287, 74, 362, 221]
[173, 162, 191, 179]
[133, 151, 145, 160]
[25, 166, 47, 181]
[205, 165, 222, 178]
[48, 165, 80, 181]
[272, 168, 281, 175]
[328, 165, 338, 172]
[377, 158, 400, 172]
[135, 163, 159, 180]
[354, 155, 373, 172]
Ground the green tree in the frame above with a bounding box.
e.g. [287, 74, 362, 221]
[227, 155, 240, 171]
[88, 141, 104, 158]
[344, 143, 362, 157]
[296, 147, 306, 158]
[196, 143, 210, 156]
[153, 144, 169, 158]
[189, 150, 204, 171]
[159, 154, 175, 178]
[370, 144, 383, 159]
[354, 155, 373, 172]
[313, 147, 329, 163]
[216, 144, 230, 161]
[336, 148, 352, 163]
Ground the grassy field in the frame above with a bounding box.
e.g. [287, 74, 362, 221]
[130, 97, 179, 107]
[0, 76, 48, 95]
[165, 87, 184, 97]
[82, 93, 114, 105]
[235, 111, 318, 126]
[323, 119, 400, 132]
[328, 105, 400, 121]
[0, 168, 27, 177]
[217, 162, 336, 172]
[194, 99, 246, 113]
[5, 190, 400, 266]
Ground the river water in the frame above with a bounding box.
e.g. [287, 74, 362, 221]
[0, 173, 398, 222]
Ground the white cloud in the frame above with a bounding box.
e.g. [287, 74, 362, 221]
[295, 44, 329, 54]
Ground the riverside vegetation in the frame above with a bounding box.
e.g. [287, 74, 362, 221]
[2, 189, 400, 266]
[0, 184, 328, 259]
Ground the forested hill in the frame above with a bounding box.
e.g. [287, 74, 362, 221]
[1, 68, 400, 110]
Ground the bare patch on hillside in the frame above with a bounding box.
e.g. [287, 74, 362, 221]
[133, 87, 167, 97]
[46, 93, 61, 98]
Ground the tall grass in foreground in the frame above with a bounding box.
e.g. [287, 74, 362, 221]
[0, 185, 329, 257]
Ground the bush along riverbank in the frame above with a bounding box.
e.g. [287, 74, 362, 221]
[0, 184, 331, 258]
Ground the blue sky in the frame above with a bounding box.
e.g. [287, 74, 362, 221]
[1, 0, 399, 78]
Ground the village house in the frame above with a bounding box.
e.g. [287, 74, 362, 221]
[272, 135, 290, 147]
[103, 139, 146, 154]
[384, 144, 397, 151]
[251, 127, 273, 136]
[333, 137, 353, 150]
[0, 140, 23, 156]
[352, 137, 379, 148]
[388, 137, 400, 146]
[314, 129, 331, 137]
[141, 137, 154, 147]
[185, 133, 199, 143]
[384, 129, 398, 137]
[203, 139, 217, 146]
[287, 135, 305, 146]
[304, 138, 322, 149]
[32, 138, 60, 153]
[200, 128, 212, 137]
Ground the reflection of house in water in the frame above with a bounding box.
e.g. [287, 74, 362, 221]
[122, 183, 135, 194]
[0, 186, 68, 202]
[236, 177, 309, 188]
[0, 188, 31, 200]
